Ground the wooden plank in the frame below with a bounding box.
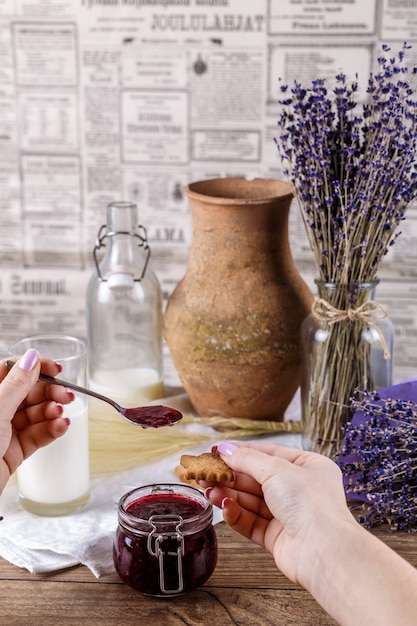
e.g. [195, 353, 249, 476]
[0, 582, 337, 626]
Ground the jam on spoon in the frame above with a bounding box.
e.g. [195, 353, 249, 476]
[5, 360, 182, 428]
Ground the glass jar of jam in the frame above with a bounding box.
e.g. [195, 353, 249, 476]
[113, 483, 217, 596]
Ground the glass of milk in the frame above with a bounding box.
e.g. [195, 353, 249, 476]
[8, 335, 90, 516]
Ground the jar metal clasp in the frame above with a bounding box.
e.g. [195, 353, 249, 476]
[147, 514, 185, 595]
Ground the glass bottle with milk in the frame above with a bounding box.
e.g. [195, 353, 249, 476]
[86, 201, 163, 408]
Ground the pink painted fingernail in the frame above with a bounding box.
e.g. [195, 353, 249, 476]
[217, 441, 238, 456]
[18, 349, 40, 372]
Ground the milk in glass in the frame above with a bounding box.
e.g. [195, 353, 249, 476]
[17, 397, 90, 511]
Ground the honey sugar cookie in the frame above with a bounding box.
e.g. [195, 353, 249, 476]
[178, 452, 234, 483]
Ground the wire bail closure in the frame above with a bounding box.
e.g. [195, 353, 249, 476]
[93, 224, 151, 282]
[147, 514, 185, 595]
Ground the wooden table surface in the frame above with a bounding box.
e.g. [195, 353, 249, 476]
[1, 520, 416, 626]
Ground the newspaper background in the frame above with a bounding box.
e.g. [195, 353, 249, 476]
[1, 0, 417, 388]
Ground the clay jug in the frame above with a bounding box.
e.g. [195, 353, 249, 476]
[163, 177, 313, 420]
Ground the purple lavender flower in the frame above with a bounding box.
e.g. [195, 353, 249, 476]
[338, 390, 417, 532]
[275, 43, 417, 285]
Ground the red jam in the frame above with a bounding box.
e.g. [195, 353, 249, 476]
[113, 484, 217, 596]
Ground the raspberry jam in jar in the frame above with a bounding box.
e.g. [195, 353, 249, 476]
[113, 484, 217, 596]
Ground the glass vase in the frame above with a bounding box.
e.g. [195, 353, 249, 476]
[301, 280, 394, 458]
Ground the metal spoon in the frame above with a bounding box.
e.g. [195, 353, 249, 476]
[5, 360, 182, 429]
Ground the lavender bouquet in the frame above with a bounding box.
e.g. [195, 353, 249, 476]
[338, 382, 417, 532]
[275, 44, 417, 457]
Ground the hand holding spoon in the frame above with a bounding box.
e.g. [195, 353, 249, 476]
[6, 360, 182, 428]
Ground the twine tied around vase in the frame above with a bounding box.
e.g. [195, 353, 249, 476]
[311, 298, 391, 359]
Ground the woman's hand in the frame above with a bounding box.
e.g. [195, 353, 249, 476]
[204, 441, 356, 588]
[0, 349, 74, 493]
[205, 441, 417, 626]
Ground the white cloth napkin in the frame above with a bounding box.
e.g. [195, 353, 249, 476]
[0, 396, 302, 578]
